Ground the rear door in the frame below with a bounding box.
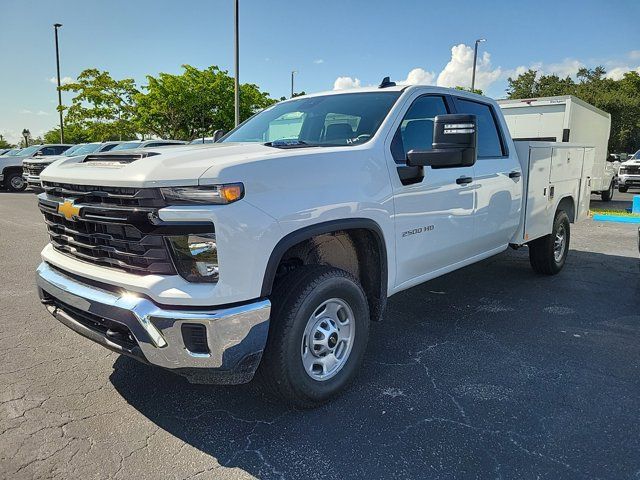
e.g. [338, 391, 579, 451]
[386, 93, 476, 288]
[452, 97, 522, 255]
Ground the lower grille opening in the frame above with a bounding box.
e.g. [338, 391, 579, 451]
[181, 323, 210, 354]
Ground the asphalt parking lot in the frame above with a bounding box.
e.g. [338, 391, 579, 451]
[1, 191, 638, 480]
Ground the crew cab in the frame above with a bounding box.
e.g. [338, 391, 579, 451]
[1, 144, 71, 191]
[23, 142, 123, 191]
[35, 84, 593, 407]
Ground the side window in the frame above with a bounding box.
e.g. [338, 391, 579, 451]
[455, 99, 504, 158]
[40, 147, 56, 156]
[266, 112, 306, 142]
[53, 146, 69, 155]
[391, 96, 448, 163]
[100, 144, 117, 152]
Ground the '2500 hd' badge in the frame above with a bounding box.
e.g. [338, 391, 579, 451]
[402, 225, 434, 237]
[58, 200, 81, 220]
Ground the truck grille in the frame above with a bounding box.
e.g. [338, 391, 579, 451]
[23, 163, 47, 176]
[623, 165, 640, 175]
[38, 183, 210, 276]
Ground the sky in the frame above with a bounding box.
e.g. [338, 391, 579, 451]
[1, 0, 639, 144]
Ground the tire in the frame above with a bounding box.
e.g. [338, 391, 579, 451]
[618, 186, 628, 193]
[600, 180, 614, 202]
[528, 210, 570, 275]
[259, 265, 370, 408]
[5, 172, 26, 192]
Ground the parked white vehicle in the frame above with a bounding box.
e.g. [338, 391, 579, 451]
[36, 85, 593, 407]
[23, 142, 123, 190]
[618, 149, 640, 192]
[498, 96, 615, 201]
[0, 144, 72, 191]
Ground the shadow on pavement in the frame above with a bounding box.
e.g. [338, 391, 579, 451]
[110, 248, 640, 479]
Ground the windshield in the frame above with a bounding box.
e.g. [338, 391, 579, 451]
[632, 150, 640, 159]
[221, 92, 402, 147]
[111, 141, 143, 151]
[3, 149, 23, 156]
[19, 146, 41, 157]
[65, 143, 102, 156]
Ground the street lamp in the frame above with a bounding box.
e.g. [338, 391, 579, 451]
[22, 129, 31, 147]
[471, 38, 486, 92]
[291, 70, 297, 98]
[233, 0, 240, 127]
[53, 23, 64, 143]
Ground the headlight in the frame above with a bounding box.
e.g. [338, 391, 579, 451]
[160, 183, 244, 205]
[166, 234, 219, 282]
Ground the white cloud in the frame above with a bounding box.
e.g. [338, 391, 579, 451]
[397, 68, 436, 86]
[436, 44, 502, 90]
[36, 110, 50, 116]
[0, 129, 23, 145]
[48, 76, 73, 85]
[19, 109, 32, 114]
[333, 76, 361, 90]
[313, 59, 324, 64]
[629, 50, 640, 60]
[606, 65, 640, 80]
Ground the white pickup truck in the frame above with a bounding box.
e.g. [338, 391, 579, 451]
[36, 84, 593, 407]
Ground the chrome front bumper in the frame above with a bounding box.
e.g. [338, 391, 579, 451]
[36, 262, 271, 384]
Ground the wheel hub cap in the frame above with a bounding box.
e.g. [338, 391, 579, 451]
[301, 298, 355, 381]
[554, 225, 566, 262]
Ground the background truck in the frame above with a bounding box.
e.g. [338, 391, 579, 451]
[0, 144, 72, 191]
[498, 95, 615, 201]
[35, 85, 592, 407]
[617, 148, 640, 193]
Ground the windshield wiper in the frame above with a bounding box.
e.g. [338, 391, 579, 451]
[264, 139, 319, 149]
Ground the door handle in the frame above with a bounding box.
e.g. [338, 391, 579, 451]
[456, 176, 473, 185]
[508, 171, 521, 179]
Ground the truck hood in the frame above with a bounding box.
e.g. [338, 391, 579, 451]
[39, 143, 281, 187]
[621, 159, 640, 166]
[23, 155, 66, 166]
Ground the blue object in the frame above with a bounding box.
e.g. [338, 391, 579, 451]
[633, 195, 640, 214]
[593, 214, 640, 224]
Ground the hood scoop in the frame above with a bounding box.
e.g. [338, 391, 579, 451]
[82, 152, 160, 165]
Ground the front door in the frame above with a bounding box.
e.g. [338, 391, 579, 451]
[387, 94, 476, 289]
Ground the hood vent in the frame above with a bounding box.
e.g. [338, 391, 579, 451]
[83, 152, 160, 164]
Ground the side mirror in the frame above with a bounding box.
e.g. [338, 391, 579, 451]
[407, 114, 477, 169]
[33, 151, 43, 157]
[213, 129, 226, 142]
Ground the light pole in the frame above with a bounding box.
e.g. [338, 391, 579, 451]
[291, 70, 297, 98]
[22, 129, 31, 147]
[54, 23, 64, 143]
[471, 38, 486, 92]
[233, 0, 240, 127]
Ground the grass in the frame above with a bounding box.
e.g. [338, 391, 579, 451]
[590, 208, 640, 218]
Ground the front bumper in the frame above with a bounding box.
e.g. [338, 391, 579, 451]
[618, 175, 640, 187]
[36, 262, 271, 384]
[24, 174, 42, 189]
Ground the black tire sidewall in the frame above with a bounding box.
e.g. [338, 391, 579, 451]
[7, 173, 26, 192]
[279, 271, 369, 403]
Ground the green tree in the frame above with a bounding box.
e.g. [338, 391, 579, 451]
[60, 69, 139, 141]
[0, 135, 14, 149]
[135, 65, 276, 140]
[43, 123, 91, 144]
[455, 86, 483, 95]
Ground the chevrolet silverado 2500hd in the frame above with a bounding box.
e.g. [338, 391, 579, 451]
[35, 85, 593, 407]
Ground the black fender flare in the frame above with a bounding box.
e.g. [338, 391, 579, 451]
[260, 218, 388, 305]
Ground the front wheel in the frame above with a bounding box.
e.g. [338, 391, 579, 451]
[528, 210, 570, 275]
[5, 172, 27, 192]
[259, 266, 370, 408]
[601, 180, 614, 202]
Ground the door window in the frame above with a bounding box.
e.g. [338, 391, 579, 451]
[391, 96, 448, 163]
[455, 99, 504, 158]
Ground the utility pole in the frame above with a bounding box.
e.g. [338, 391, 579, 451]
[234, 0, 240, 127]
[291, 70, 297, 98]
[471, 38, 486, 92]
[54, 23, 64, 143]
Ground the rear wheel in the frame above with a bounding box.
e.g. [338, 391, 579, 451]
[528, 210, 570, 275]
[6, 172, 26, 192]
[600, 180, 614, 202]
[259, 266, 370, 408]
[618, 186, 628, 193]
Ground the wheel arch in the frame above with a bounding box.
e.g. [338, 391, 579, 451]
[556, 196, 575, 223]
[261, 218, 388, 321]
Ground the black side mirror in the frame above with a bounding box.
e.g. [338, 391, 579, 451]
[213, 129, 226, 142]
[407, 114, 477, 169]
